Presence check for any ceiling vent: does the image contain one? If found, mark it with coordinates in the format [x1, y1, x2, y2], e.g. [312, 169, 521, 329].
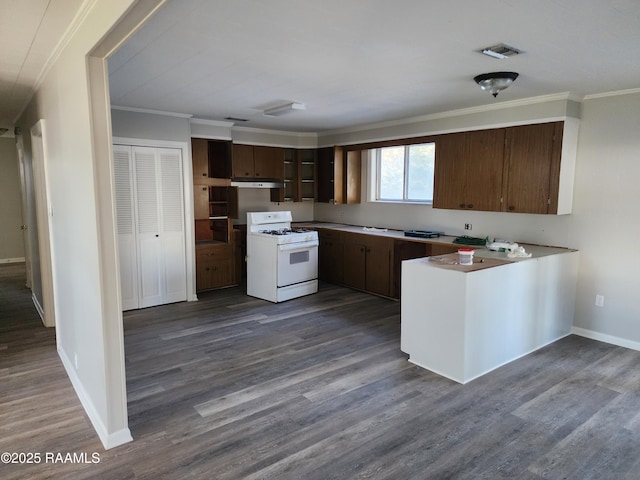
[480, 43, 521, 59]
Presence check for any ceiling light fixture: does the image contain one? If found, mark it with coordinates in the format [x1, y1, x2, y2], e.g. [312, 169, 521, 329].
[263, 102, 306, 117]
[473, 72, 519, 97]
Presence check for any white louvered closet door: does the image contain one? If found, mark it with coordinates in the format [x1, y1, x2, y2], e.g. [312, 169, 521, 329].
[114, 145, 187, 310]
[113, 145, 139, 310]
[133, 146, 164, 308]
[157, 148, 186, 304]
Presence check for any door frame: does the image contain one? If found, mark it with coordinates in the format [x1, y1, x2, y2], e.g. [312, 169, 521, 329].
[30, 120, 57, 329]
[15, 133, 33, 289]
[113, 137, 196, 304]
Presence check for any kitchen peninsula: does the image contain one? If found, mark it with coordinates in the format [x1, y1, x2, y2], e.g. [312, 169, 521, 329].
[401, 247, 579, 384]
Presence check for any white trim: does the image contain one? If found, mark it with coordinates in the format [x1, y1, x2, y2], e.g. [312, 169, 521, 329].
[583, 87, 640, 100]
[0, 257, 26, 264]
[317, 116, 573, 149]
[112, 105, 193, 118]
[31, 120, 57, 330]
[572, 327, 640, 352]
[58, 347, 133, 450]
[190, 117, 235, 127]
[14, 0, 98, 123]
[32, 292, 45, 322]
[112, 137, 196, 304]
[232, 124, 319, 139]
[321, 92, 578, 137]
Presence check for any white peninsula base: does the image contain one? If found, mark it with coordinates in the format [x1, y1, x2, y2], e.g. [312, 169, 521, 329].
[400, 250, 579, 384]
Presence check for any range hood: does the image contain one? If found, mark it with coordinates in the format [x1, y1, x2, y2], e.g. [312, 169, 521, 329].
[230, 180, 283, 189]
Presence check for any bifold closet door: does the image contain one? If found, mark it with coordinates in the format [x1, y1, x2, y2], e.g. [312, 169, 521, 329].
[114, 145, 139, 310]
[113, 144, 187, 311]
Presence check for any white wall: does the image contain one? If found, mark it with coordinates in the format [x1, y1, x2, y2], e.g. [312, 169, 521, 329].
[569, 92, 640, 347]
[0, 137, 25, 261]
[111, 108, 191, 142]
[16, 0, 161, 450]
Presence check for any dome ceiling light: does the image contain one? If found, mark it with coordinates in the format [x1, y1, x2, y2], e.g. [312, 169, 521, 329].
[473, 72, 519, 97]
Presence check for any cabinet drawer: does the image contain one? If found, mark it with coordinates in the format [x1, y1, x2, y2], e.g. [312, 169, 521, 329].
[196, 243, 233, 260]
[196, 256, 234, 291]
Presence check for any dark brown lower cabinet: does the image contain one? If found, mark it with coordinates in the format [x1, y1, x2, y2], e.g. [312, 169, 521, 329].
[318, 229, 343, 284]
[341, 232, 392, 298]
[195, 241, 238, 292]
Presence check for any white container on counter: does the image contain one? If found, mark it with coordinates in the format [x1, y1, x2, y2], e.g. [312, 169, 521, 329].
[458, 248, 474, 265]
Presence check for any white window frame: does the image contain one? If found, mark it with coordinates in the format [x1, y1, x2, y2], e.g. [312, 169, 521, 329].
[372, 143, 435, 204]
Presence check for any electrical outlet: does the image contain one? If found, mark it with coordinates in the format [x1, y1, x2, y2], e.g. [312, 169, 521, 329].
[595, 294, 604, 307]
[464, 223, 472, 231]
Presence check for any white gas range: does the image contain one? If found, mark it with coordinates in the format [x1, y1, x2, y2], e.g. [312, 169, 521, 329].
[246, 211, 319, 303]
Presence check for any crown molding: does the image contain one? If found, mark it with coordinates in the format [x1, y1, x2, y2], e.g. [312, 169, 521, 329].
[321, 92, 578, 137]
[231, 125, 318, 139]
[583, 87, 640, 100]
[111, 105, 192, 118]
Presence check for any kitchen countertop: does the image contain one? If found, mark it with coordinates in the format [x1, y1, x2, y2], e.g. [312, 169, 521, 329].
[295, 221, 576, 262]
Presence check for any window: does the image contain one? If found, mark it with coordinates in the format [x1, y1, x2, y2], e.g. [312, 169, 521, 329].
[375, 142, 435, 203]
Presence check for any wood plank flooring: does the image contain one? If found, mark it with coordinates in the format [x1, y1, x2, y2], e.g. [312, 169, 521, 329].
[2, 262, 640, 479]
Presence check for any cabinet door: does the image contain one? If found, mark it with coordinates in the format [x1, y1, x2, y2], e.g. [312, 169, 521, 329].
[342, 233, 366, 290]
[433, 132, 467, 209]
[193, 185, 209, 220]
[196, 257, 234, 291]
[433, 129, 504, 211]
[503, 122, 561, 214]
[196, 244, 235, 291]
[463, 129, 504, 211]
[232, 144, 255, 178]
[253, 146, 284, 179]
[345, 150, 361, 204]
[318, 229, 342, 283]
[364, 236, 392, 297]
[191, 138, 209, 179]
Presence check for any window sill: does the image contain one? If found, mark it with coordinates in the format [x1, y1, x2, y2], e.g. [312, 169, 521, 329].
[370, 199, 433, 206]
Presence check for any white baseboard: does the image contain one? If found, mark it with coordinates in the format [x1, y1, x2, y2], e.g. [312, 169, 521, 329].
[58, 348, 133, 450]
[572, 326, 640, 352]
[0, 257, 26, 264]
[32, 293, 45, 322]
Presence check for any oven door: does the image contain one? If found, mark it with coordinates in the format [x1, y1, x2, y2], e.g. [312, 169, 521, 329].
[277, 240, 319, 287]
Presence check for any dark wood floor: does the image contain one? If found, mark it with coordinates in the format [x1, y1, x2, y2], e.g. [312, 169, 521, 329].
[2, 262, 640, 479]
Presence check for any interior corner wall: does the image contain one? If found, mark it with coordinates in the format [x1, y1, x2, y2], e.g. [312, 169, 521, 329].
[14, 0, 152, 450]
[0, 137, 25, 261]
[568, 92, 640, 347]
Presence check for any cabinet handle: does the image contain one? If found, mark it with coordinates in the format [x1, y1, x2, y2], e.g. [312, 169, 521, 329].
[202, 173, 207, 176]
[459, 203, 465, 208]
[508, 206, 515, 211]
[467, 204, 473, 209]
[155, 234, 159, 237]
[202, 187, 207, 191]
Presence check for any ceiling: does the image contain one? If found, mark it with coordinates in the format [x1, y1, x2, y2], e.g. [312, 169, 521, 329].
[0, 0, 84, 131]
[2, 0, 639, 135]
